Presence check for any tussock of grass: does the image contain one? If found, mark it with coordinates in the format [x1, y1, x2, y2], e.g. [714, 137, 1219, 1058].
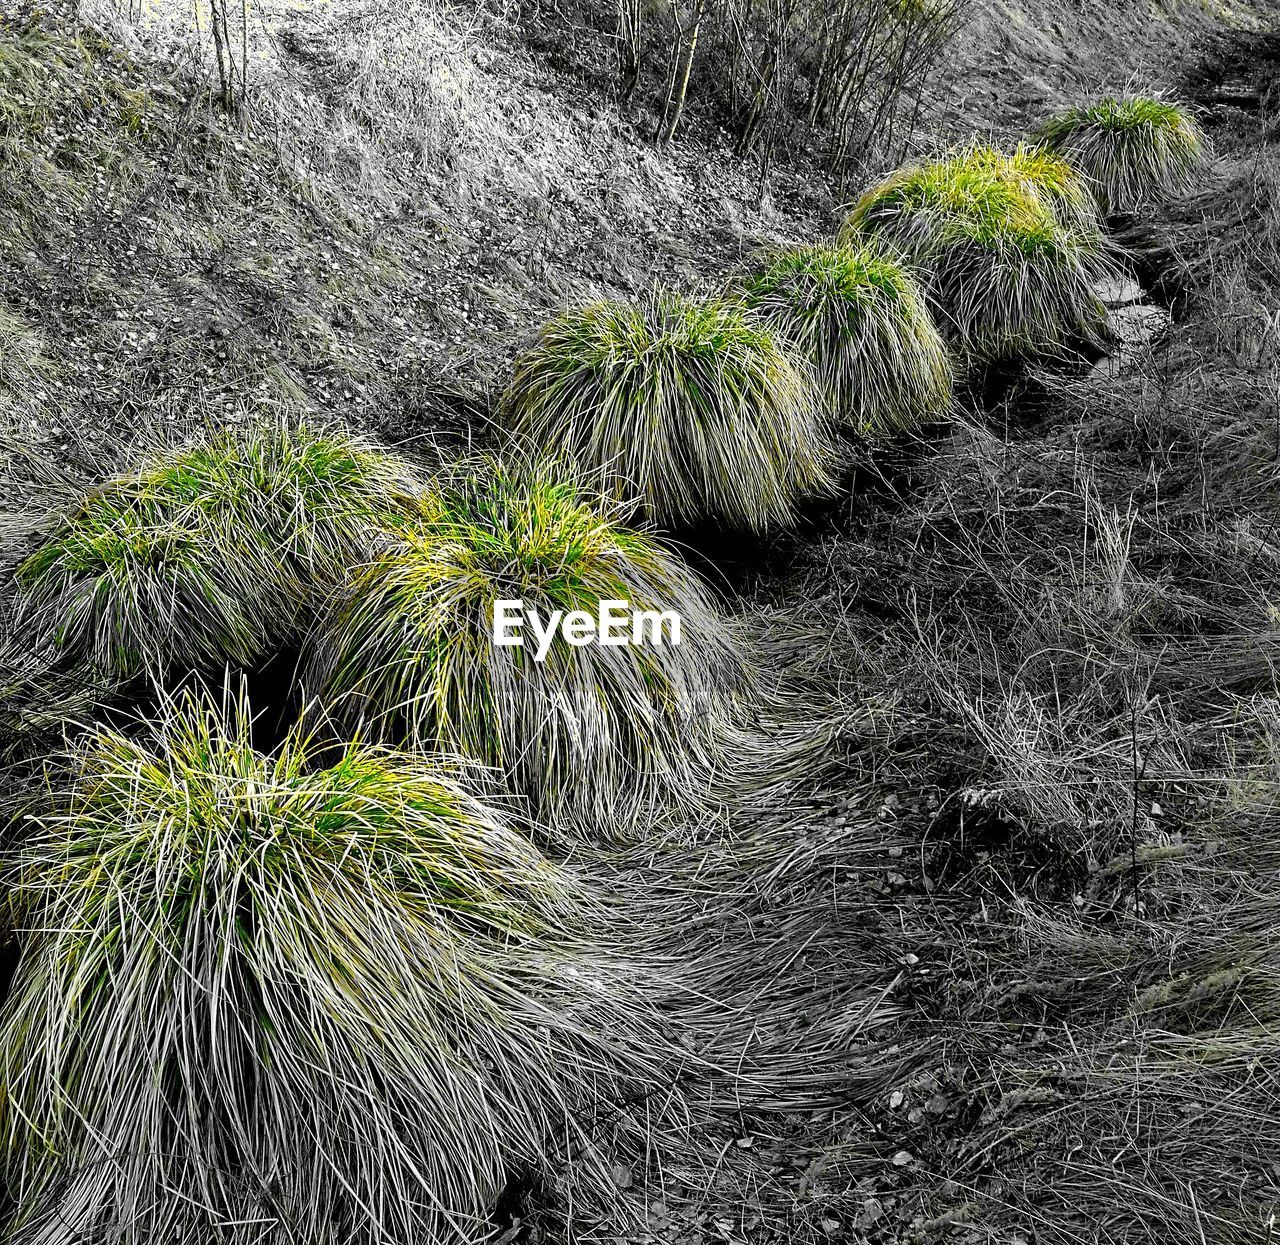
[16, 420, 421, 678]
[0, 688, 676, 1244]
[1038, 95, 1206, 214]
[969, 143, 1103, 237]
[503, 290, 835, 530]
[306, 460, 753, 838]
[842, 143, 1114, 362]
[742, 242, 953, 437]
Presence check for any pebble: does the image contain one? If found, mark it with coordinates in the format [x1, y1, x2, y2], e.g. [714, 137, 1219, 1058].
[1090, 302, 1172, 378]
[1092, 275, 1144, 307]
[1108, 302, 1171, 350]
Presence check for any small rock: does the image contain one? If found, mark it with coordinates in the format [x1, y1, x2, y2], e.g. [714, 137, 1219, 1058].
[1092, 275, 1144, 306]
[1107, 302, 1171, 352]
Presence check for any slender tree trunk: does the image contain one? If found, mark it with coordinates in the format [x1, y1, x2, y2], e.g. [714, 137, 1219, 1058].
[654, 0, 684, 141]
[736, 55, 776, 156]
[620, 0, 644, 103]
[658, 0, 707, 145]
[210, 0, 232, 112]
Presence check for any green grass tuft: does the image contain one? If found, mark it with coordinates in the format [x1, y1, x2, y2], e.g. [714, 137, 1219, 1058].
[974, 143, 1104, 237]
[842, 143, 1114, 362]
[0, 688, 675, 1244]
[741, 242, 953, 437]
[502, 289, 835, 531]
[1037, 95, 1206, 214]
[16, 420, 422, 679]
[305, 460, 753, 838]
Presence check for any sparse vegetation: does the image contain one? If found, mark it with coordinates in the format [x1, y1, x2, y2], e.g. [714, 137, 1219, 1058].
[16, 421, 421, 679]
[621, 0, 967, 166]
[741, 242, 953, 436]
[1038, 95, 1207, 214]
[0, 689, 676, 1245]
[842, 143, 1115, 361]
[503, 290, 835, 529]
[306, 461, 753, 837]
[801, 118, 1280, 1233]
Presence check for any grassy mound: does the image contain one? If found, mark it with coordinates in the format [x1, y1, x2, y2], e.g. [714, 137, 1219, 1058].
[0, 690, 673, 1244]
[970, 143, 1104, 237]
[1038, 95, 1206, 214]
[306, 462, 751, 838]
[15, 421, 421, 679]
[842, 144, 1113, 362]
[503, 290, 834, 530]
[742, 242, 953, 437]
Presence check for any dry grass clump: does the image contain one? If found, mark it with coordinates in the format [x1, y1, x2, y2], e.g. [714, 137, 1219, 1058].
[0, 689, 676, 1245]
[901, 755, 1280, 1245]
[1038, 95, 1207, 214]
[741, 242, 953, 438]
[807, 348, 1280, 864]
[1134, 144, 1280, 363]
[503, 289, 835, 530]
[306, 461, 753, 839]
[842, 143, 1114, 362]
[15, 421, 421, 679]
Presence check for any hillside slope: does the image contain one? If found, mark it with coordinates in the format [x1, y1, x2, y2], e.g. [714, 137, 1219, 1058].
[3, 0, 1271, 481]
